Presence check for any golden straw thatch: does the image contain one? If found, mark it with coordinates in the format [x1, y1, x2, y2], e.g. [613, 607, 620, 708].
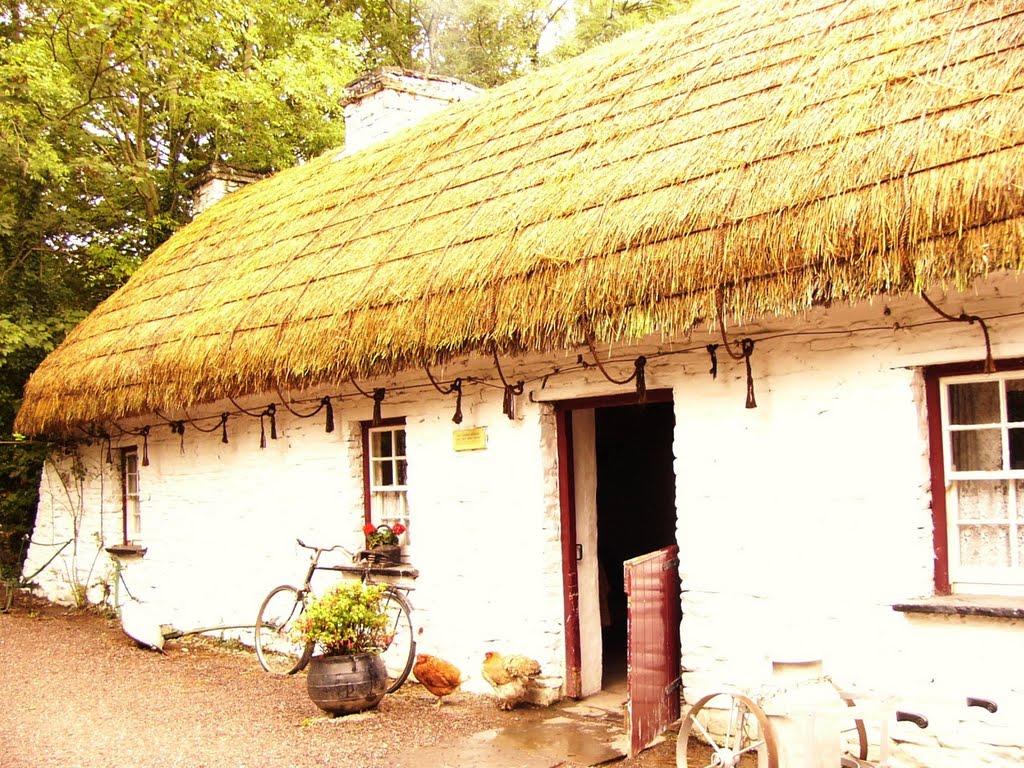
[16, 0, 1024, 435]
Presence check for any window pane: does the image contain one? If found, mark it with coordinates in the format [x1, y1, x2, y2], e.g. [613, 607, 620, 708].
[955, 480, 1008, 520]
[1018, 481, 1024, 520]
[371, 490, 408, 525]
[395, 428, 406, 456]
[376, 460, 394, 486]
[951, 428, 1002, 471]
[949, 381, 1000, 425]
[958, 524, 1010, 567]
[397, 459, 407, 485]
[1007, 381, 1024, 422]
[1010, 427, 1024, 470]
[372, 429, 393, 458]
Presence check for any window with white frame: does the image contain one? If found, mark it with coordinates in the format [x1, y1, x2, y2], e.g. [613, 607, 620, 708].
[121, 447, 142, 544]
[937, 370, 1024, 595]
[363, 421, 409, 536]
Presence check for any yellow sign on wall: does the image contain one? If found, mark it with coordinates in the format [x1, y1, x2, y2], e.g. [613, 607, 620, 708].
[452, 427, 487, 452]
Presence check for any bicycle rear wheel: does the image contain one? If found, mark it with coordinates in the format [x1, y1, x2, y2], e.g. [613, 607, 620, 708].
[379, 588, 415, 693]
[255, 585, 313, 675]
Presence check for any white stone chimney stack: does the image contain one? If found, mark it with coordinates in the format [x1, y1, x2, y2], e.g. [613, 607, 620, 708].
[341, 67, 481, 156]
[191, 162, 266, 217]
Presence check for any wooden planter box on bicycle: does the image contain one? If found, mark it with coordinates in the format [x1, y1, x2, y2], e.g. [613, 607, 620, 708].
[254, 538, 416, 696]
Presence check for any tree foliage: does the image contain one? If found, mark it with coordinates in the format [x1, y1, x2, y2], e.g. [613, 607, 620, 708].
[0, 0, 692, 574]
[0, 0, 362, 566]
[553, 0, 693, 58]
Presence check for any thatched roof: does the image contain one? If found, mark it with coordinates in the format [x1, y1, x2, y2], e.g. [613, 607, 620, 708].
[16, 0, 1024, 435]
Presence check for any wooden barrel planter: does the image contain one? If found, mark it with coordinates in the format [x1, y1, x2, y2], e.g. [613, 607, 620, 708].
[306, 652, 389, 716]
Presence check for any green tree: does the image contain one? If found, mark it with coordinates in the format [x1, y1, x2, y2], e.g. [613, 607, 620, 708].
[0, 0, 362, 572]
[553, 0, 692, 58]
[430, 0, 568, 87]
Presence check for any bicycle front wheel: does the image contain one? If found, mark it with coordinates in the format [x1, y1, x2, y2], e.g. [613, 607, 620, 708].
[380, 589, 415, 693]
[255, 585, 313, 675]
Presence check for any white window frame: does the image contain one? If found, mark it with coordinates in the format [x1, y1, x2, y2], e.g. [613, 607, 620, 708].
[121, 447, 142, 544]
[938, 370, 1024, 595]
[363, 421, 409, 536]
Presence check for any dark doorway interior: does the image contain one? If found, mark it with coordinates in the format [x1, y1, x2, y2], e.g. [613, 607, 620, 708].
[595, 401, 676, 689]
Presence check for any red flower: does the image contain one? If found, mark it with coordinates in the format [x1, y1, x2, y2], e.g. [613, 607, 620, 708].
[392, 522, 407, 535]
[363, 522, 377, 536]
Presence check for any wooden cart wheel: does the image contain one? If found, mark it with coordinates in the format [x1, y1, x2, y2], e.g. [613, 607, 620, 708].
[677, 692, 779, 768]
[836, 690, 869, 761]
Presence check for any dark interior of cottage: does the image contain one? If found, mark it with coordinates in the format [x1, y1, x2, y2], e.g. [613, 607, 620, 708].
[594, 400, 676, 689]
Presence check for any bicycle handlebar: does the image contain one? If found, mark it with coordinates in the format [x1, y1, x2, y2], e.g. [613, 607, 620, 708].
[296, 538, 351, 556]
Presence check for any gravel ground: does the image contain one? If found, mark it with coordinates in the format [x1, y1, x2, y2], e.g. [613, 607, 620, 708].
[0, 594, 681, 768]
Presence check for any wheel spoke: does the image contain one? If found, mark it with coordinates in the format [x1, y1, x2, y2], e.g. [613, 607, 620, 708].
[735, 738, 766, 757]
[679, 692, 779, 768]
[691, 711, 723, 753]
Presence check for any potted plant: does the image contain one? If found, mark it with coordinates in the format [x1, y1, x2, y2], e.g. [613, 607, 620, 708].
[292, 581, 393, 715]
[361, 522, 405, 566]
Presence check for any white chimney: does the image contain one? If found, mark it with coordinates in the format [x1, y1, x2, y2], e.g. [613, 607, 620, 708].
[341, 67, 481, 156]
[191, 161, 266, 216]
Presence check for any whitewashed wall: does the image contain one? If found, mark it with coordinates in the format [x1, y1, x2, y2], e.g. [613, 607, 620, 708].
[23, 380, 565, 698]
[23, 272, 1024, 763]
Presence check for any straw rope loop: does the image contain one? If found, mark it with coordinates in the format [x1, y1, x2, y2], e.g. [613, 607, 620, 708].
[424, 363, 464, 424]
[707, 344, 719, 379]
[350, 379, 386, 426]
[140, 426, 150, 466]
[323, 397, 335, 433]
[491, 347, 524, 421]
[584, 334, 647, 402]
[742, 338, 757, 410]
[921, 292, 996, 373]
[273, 387, 335, 433]
[257, 404, 278, 449]
[716, 289, 747, 363]
[169, 421, 186, 454]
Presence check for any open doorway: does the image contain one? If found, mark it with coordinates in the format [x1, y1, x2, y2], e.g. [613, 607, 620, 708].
[595, 401, 676, 690]
[557, 393, 677, 698]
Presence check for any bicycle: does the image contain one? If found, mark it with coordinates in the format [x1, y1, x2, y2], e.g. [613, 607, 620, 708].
[254, 539, 416, 693]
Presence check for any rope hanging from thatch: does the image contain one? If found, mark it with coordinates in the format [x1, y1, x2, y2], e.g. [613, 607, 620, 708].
[228, 397, 278, 448]
[717, 293, 757, 409]
[274, 387, 335, 433]
[584, 335, 647, 403]
[183, 411, 231, 443]
[424, 364, 463, 424]
[351, 379, 386, 426]
[921, 292, 997, 374]
[706, 344, 719, 379]
[93, 422, 152, 465]
[491, 347, 523, 421]
[154, 410, 187, 454]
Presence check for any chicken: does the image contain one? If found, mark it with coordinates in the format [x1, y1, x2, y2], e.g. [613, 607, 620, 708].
[481, 651, 541, 710]
[413, 653, 463, 708]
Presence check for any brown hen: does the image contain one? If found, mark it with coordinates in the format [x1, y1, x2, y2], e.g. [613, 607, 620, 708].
[413, 653, 463, 708]
[481, 651, 541, 710]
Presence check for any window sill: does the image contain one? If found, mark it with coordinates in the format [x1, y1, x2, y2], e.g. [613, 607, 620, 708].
[105, 544, 147, 558]
[892, 595, 1024, 620]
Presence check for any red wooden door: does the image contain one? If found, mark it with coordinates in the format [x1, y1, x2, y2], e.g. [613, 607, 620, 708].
[625, 544, 681, 758]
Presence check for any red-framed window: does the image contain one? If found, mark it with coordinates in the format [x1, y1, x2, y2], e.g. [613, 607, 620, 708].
[361, 418, 409, 537]
[926, 358, 1024, 596]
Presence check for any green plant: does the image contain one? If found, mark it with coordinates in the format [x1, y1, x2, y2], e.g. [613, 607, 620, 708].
[363, 522, 405, 549]
[292, 582, 392, 656]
